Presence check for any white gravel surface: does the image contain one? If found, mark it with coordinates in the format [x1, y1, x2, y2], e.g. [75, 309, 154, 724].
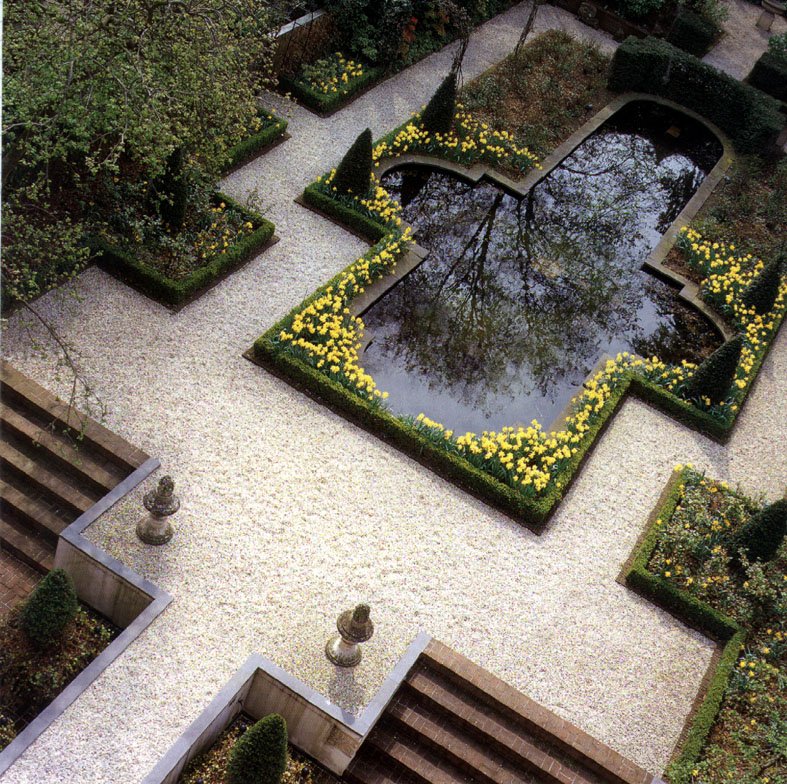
[1, 4, 785, 782]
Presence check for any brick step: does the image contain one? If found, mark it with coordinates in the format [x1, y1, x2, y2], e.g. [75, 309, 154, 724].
[0, 440, 97, 518]
[402, 669, 601, 784]
[420, 643, 650, 784]
[0, 479, 69, 542]
[0, 517, 54, 574]
[367, 722, 481, 784]
[1, 405, 120, 497]
[0, 361, 147, 473]
[345, 752, 422, 784]
[386, 698, 543, 784]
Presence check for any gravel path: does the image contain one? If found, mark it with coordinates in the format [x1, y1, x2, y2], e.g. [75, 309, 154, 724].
[2, 4, 785, 782]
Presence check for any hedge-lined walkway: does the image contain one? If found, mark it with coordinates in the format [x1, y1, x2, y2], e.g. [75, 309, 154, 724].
[1, 4, 785, 784]
[703, 0, 787, 79]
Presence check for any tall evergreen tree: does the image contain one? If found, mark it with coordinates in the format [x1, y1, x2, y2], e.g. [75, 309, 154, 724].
[421, 73, 457, 135]
[683, 334, 743, 404]
[332, 128, 373, 196]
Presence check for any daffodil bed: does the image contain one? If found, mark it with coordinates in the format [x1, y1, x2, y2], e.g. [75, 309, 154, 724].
[222, 108, 288, 172]
[280, 53, 384, 115]
[624, 467, 786, 784]
[93, 193, 274, 309]
[253, 110, 787, 530]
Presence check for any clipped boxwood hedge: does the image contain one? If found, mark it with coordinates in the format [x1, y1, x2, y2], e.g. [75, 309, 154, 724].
[93, 193, 274, 308]
[279, 66, 384, 115]
[623, 470, 747, 784]
[222, 113, 288, 172]
[748, 50, 787, 103]
[301, 182, 388, 242]
[666, 8, 719, 57]
[609, 36, 784, 152]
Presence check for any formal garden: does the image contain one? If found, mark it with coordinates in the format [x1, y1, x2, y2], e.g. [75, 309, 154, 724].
[1, 0, 785, 783]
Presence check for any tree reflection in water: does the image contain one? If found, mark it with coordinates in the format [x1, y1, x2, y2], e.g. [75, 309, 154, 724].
[361, 101, 724, 433]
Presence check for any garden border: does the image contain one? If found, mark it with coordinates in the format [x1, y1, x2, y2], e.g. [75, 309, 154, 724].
[141, 632, 431, 783]
[221, 113, 290, 174]
[617, 469, 747, 784]
[0, 457, 172, 776]
[93, 193, 276, 311]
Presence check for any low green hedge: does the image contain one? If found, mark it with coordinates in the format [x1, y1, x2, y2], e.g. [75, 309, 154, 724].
[623, 470, 747, 784]
[609, 36, 784, 152]
[223, 113, 288, 171]
[301, 183, 388, 242]
[279, 66, 384, 115]
[666, 8, 719, 57]
[748, 50, 787, 103]
[93, 193, 274, 308]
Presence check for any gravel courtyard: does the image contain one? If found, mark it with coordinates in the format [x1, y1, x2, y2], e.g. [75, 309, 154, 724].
[1, 3, 785, 782]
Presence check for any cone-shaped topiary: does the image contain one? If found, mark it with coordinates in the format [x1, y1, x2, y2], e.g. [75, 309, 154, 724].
[226, 713, 288, 784]
[742, 257, 782, 315]
[421, 72, 457, 136]
[20, 568, 78, 647]
[682, 334, 743, 404]
[730, 499, 787, 564]
[157, 147, 189, 231]
[332, 128, 373, 197]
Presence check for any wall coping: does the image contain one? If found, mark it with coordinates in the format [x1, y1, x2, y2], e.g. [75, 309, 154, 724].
[0, 457, 171, 776]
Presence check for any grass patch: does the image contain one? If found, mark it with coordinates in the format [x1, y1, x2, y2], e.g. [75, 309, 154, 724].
[625, 468, 785, 784]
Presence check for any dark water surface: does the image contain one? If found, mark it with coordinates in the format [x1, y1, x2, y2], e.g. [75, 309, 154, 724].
[361, 101, 723, 434]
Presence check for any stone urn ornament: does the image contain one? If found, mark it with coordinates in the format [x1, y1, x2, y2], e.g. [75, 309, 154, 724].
[326, 603, 374, 668]
[136, 475, 179, 545]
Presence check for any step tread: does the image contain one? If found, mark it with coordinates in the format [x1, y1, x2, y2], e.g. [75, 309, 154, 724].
[404, 670, 600, 784]
[0, 440, 96, 515]
[0, 479, 68, 539]
[1, 406, 120, 495]
[0, 517, 54, 573]
[347, 753, 422, 784]
[421, 642, 651, 784]
[0, 361, 148, 471]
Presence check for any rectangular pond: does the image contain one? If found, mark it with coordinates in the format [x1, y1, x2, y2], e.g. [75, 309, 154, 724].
[360, 100, 724, 434]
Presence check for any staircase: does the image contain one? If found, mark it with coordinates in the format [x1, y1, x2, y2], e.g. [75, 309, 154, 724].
[0, 361, 149, 574]
[346, 640, 654, 784]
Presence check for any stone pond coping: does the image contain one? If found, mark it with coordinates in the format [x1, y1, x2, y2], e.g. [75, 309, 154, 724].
[0, 457, 172, 776]
[141, 631, 432, 782]
[356, 92, 735, 357]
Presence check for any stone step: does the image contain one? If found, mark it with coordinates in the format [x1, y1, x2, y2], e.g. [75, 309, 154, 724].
[402, 668, 599, 784]
[386, 699, 541, 784]
[420, 642, 651, 784]
[0, 517, 54, 574]
[345, 751, 422, 784]
[0, 360, 147, 473]
[0, 479, 68, 542]
[1, 405, 120, 496]
[0, 440, 96, 518]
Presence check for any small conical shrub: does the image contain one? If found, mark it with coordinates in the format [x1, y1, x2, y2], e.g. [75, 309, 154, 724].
[742, 257, 782, 315]
[683, 334, 743, 404]
[730, 498, 787, 564]
[157, 147, 189, 231]
[227, 713, 288, 784]
[421, 72, 457, 136]
[20, 568, 78, 647]
[332, 128, 372, 197]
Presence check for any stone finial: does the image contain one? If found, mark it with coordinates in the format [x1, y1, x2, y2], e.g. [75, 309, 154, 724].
[326, 603, 374, 668]
[137, 475, 179, 546]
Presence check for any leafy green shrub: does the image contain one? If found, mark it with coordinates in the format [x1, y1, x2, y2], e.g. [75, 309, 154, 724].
[742, 257, 782, 314]
[333, 128, 373, 196]
[682, 335, 743, 404]
[20, 569, 78, 647]
[0, 711, 16, 752]
[609, 36, 784, 152]
[421, 72, 457, 135]
[226, 713, 288, 784]
[768, 31, 787, 60]
[615, 0, 664, 20]
[748, 50, 787, 102]
[666, 8, 719, 56]
[730, 499, 787, 564]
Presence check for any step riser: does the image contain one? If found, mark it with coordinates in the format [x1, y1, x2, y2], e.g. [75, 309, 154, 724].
[0, 499, 61, 545]
[0, 457, 86, 519]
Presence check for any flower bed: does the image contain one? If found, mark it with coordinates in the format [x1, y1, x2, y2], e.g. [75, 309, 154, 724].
[624, 467, 785, 784]
[93, 193, 275, 308]
[252, 107, 785, 530]
[222, 109, 288, 172]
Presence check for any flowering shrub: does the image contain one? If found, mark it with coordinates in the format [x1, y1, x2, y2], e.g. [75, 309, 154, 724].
[300, 53, 365, 95]
[646, 469, 786, 784]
